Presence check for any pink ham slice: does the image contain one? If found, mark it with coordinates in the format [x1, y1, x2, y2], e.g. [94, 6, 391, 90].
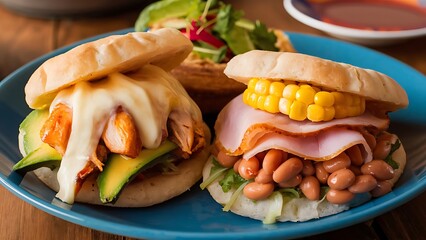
[243, 128, 372, 162]
[216, 95, 389, 161]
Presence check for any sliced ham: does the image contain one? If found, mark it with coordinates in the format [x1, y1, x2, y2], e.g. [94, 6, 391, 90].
[216, 94, 389, 155]
[243, 128, 372, 162]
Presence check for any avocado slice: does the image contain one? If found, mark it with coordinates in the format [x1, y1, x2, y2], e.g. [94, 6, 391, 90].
[98, 140, 178, 203]
[13, 109, 62, 173]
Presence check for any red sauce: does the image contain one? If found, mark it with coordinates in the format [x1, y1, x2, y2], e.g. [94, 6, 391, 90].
[311, 0, 426, 31]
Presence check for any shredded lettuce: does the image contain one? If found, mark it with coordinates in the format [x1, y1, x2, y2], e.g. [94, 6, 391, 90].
[223, 181, 250, 212]
[219, 168, 247, 192]
[279, 188, 300, 199]
[384, 139, 401, 169]
[263, 191, 284, 224]
[199, 156, 228, 190]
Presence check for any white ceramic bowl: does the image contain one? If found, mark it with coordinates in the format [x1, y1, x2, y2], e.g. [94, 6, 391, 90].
[284, 0, 426, 46]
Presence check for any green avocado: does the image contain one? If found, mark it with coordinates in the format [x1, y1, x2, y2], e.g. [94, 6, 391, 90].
[97, 140, 178, 204]
[13, 109, 62, 173]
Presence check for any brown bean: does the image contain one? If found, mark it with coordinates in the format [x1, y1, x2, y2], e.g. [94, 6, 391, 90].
[315, 162, 330, 184]
[262, 149, 283, 174]
[233, 159, 242, 173]
[362, 130, 377, 150]
[216, 150, 240, 168]
[323, 152, 351, 173]
[327, 168, 356, 190]
[373, 140, 391, 160]
[272, 157, 303, 183]
[243, 182, 274, 200]
[326, 189, 355, 204]
[255, 151, 267, 161]
[278, 174, 302, 188]
[361, 160, 394, 180]
[377, 132, 397, 143]
[371, 180, 393, 197]
[346, 145, 363, 166]
[255, 169, 273, 184]
[349, 165, 362, 176]
[238, 157, 260, 180]
[299, 176, 320, 200]
[348, 175, 377, 193]
[302, 160, 315, 176]
[281, 151, 289, 161]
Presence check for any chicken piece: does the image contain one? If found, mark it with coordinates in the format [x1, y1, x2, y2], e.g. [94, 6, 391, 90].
[168, 111, 205, 156]
[40, 103, 72, 155]
[76, 144, 108, 195]
[102, 108, 142, 158]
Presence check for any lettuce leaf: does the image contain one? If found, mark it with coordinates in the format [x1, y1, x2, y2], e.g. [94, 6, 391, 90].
[219, 168, 247, 192]
[384, 139, 401, 169]
[249, 20, 278, 51]
[135, 0, 203, 31]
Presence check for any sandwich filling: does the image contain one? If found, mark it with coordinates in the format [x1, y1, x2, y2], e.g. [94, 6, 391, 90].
[41, 64, 204, 204]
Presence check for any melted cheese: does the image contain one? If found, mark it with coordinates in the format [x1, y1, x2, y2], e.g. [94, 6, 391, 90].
[50, 64, 202, 204]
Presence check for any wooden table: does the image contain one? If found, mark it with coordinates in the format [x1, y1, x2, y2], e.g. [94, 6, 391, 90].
[1, 1, 425, 239]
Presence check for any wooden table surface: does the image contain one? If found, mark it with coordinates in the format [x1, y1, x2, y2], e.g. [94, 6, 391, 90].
[1, 1, 425, 239]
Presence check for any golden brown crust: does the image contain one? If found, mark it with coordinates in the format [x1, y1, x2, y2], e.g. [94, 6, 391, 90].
[25, 28, 193, 109]
[224, 51, 408, 112]
[33, 124, 211, 207]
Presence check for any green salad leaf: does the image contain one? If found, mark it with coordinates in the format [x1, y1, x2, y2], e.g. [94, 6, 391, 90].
[219, 168, 247, 192]
[384, 139, 401, 169]
[250, 20, 278, 51]
[135, 0, 204, 31]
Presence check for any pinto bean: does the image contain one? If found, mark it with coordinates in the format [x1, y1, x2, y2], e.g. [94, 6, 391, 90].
[302, 160, 315, 176]
[243, 182, 274, 200]
[272, 157, 303, 183]
[346, 145, 363, 166]
[326, 189, 355, 204]
[233, 159, 242, 173]
[361, 160, 394, 180]
[255, 169, 274, 184]
[327, 168, 356, 190]
[299, 176, 320, 200]
[278, 174, 302, 188]
[216, 150, 240, 168]
[255, 151, 267, 161]
[373, 140, 392, 160]
[348, 175, 377, 193]
[315, 162, 329, 184]
[371, 180, 393, 197]
[349, 165, 362, 176]
[323, 152, 351, 173]
[362, 130, 377, 150]
[238, 157, 260, 180]
[262, 149, 283, 174]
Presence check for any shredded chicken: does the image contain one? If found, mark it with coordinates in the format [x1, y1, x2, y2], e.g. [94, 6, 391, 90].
[40, 103, 72, 155]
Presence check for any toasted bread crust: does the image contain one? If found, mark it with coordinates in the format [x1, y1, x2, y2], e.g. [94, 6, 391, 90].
[25, 28, 193, 109]
[224, 51, 408, 112]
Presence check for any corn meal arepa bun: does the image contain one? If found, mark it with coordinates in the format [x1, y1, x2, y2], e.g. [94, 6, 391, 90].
[202, 141, 405, 222]
[29, 124, 211, 207]
[25, 28, 193, 109]
[224, 50, 408, 112]
[170, 31, 296, 114]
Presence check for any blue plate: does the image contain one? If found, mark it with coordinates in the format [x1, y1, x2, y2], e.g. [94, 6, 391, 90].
[1, 29, 426, 239]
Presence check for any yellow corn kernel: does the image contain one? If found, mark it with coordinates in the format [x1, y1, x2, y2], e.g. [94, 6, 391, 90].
[312, 86, 322, 93]
[347, 106, 360, 117]
[332, 92, 345, 105]
[257, 95, 266, 110]
[296, 85, 316, 105]
[314, 91, 334, 107]
[289, 101, 307, 121]
[344, 94, 354, 106]
[248, 92, 258, 107]
[334, 105, 347, 119]
[324, 106, 335, 121]
[279, 98, 292, 115]
[282, 84, 299, 100]
[264, 95, 280, 113]
[243, 90, 250, 104]
[352, 95, 361, 106]
[247, 78, 259, 91]
[307, 104, 325, 122]
[255, 79, 270, 95]
[360, 99, 366, 113]
[269, 81, 285, 97]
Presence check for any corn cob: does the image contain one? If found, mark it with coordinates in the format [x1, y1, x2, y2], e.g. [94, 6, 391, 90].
[243, 78, 365, 122]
